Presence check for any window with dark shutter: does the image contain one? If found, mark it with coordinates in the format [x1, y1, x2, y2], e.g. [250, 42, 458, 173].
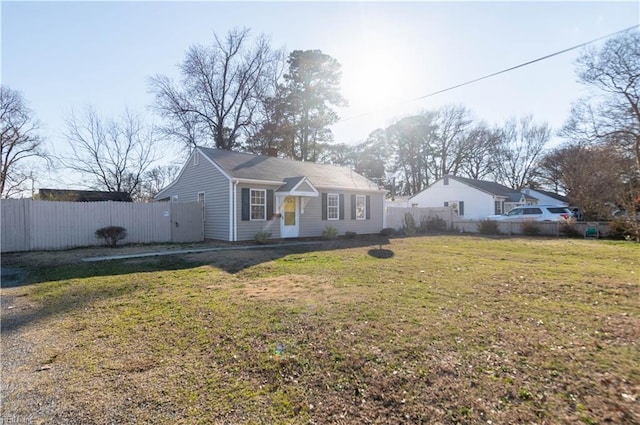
[354, 195, 366, 220]
[459, 201, 464, 217]
[366, 195, 371, 219]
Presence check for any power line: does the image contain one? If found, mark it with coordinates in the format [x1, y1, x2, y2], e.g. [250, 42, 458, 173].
[339, 24, 640, 123]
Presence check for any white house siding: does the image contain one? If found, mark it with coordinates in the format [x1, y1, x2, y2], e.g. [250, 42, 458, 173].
[409, 179, 495, 220]
[161, 153, 231, 241]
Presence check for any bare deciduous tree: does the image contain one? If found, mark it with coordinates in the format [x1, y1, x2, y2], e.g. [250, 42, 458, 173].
[150, 28, 283, 152]
[459, 122, 503, 180]
[537, 143, 630, 220]
[560, 30, 640, 232]
[495, 115, 551, 190]
[139, 164, 180, 201]
[426, 105, 473, 180]
[60, 106, 159, 197]
[0, 86, 48, 198]
[563, 30, 640, 173]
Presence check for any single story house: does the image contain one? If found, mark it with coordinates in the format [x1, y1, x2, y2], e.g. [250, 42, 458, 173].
[155, 147, 386, 241]
[408, 175, 538, 220]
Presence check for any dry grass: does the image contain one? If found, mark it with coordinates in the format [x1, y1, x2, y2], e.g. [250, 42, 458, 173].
[1, 235, 639, 424]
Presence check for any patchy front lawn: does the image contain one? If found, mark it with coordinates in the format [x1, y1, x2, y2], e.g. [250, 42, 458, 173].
[1, 236, 639, 424]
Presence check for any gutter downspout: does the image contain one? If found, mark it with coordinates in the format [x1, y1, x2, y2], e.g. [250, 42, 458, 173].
[232, 179, 239, 241]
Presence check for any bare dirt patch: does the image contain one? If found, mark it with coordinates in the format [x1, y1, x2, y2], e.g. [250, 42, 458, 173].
[238, 274, 341, 304]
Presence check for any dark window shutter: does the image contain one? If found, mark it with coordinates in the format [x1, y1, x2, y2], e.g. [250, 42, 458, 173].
[459, 201, 464, 216]
[351, 194, 356, 219]
[339, 194, 344, 220]
[321, 193, 327, 220]
[267, 190, 274, 220]
[444, 201, 449, 207]
[366, 196, 371, 219]
[241, 188, 250, 221]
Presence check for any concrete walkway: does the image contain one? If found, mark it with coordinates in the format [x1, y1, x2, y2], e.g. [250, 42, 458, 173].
[81, 240, 325, 262]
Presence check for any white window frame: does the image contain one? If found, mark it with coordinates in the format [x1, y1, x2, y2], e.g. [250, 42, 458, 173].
[198, 192, 205, 221]
[250, 189, 266, 221]
[355, 195, 366, 220]
[327, 193, 339, 221]
[449, 201, 459, 215]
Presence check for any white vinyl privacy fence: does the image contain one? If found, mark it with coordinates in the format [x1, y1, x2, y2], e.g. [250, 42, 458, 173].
[1, 200, 203, 252]
[385, 207, 455, 230]
[385, 206, 610, 237]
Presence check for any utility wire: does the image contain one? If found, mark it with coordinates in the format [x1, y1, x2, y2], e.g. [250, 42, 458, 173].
[338, 24, 640, 123]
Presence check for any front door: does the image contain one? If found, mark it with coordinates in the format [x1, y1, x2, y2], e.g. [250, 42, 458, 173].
[280, 196, 299, 238]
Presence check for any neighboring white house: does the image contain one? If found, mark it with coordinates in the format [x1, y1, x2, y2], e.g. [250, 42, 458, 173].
[408, 175, 538, 220]
[521, 188, 569, 206]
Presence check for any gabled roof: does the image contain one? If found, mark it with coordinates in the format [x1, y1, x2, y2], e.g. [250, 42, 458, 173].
[276, 176, 319, 197]
[411, 175, 537, 203]
[198, 147, 382, 191]
[523, 188, 568, 203]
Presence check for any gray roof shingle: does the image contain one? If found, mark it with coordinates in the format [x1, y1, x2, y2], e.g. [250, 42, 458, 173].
[449, 176, 534, 202]
[199, 147, 381, 191]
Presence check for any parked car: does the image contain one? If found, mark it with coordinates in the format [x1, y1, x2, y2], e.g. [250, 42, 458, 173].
[487, 205, 574, 222]
[613, 209, 640, 220]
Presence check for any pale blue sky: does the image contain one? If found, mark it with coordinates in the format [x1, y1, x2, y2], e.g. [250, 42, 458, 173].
[2, 1, 639, 189]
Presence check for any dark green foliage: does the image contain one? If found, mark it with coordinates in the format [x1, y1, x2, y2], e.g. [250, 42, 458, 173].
[322, 225, 338, 240]
[95, 226, 127, 247]
[403, 212, 417, 236]
[254, 231, 272, 245]
[419, 215, 447, 233]
[344, 231, 357, 239]
[380, 228, 396, 237]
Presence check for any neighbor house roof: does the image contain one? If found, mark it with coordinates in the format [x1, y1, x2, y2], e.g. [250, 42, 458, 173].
[522, 188, 569, 203]
[38, 189, 133, 202]
[198, 147, 382, 192]
[445, 176, 537, 202]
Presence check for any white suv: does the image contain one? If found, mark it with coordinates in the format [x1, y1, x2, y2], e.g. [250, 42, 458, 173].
[488, 205, 574, 222]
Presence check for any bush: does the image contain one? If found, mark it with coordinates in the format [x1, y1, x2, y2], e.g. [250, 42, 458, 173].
[477, 219, 499, 235]
[559, 222, 581, 238]
[344, 231, 357, 239]
[322, 225, 338, 240]
[521, 220, 541, 236]
[420, 215, 447, 233]
[380, 227, 396, 237]
[95, 226, 127, 247]
[608, 217, 640, 242]
[403, 212, 417, 236]
[254, 230, 272, 245]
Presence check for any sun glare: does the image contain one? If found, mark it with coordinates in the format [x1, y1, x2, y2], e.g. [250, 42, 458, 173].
[342, 41, 408, 113]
